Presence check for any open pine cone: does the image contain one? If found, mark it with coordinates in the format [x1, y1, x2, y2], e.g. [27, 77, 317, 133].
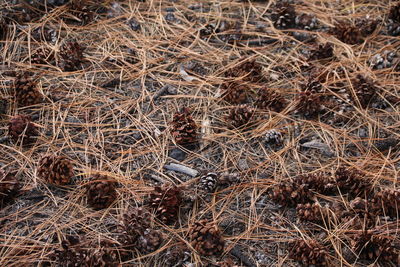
[37, 155, 74, 185]
[8, 115, 38, 145]
[351, 74, 379, 108]
[120, 207, 151, 245]
[87, 239, 119, 267]
[294, 172, 333, 194]
[149, 185, 181, 224]
[296, 202, 329, 223]
[295, 79, 324, 117]
[334, 167, 373, 198]
[289, 239, 329, 266]
[269, 181, 314, 206]
[189, 219, 225, 256]
[224, 58, 263, 82]
[52, 235, 90, 267]
[138, 229, 163, 253]
[14, 73, 43, 107]
[59, 41, 86, 71]
[0, 169, 19, 207]
[371, 188, 400, 218]
[271, 3, 296, 29]
[351, 230, 398, 262]
[221, 81, 248, 104]
[307, 43, 334, 61]
[226, 104, 254, 129]
[31, 47, 55, 65]
[86, 174, 117, 210]
[255, 88, 286, 112]
[170, 107, 198, 146]
[330, 22, 363, 45]
[198, 172, 219, 192]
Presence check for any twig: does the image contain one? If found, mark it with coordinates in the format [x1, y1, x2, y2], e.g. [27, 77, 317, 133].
[164, 163, 198, 177]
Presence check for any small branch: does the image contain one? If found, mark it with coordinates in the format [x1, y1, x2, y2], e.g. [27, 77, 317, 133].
[164, 163, 198, 177]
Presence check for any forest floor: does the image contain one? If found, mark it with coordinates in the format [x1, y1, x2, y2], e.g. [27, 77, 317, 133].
[0, 0, 399, 266]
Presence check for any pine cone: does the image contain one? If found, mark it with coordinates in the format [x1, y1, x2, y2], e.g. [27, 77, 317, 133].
[221, 81, 248, 104]
[87, 239, 119, 267]
[356, 18, 378, 37]
[371, 188, 400, 218]
[138, 229, 163, 253]
[295, 80, 324, 117]
[226, 104, 254, 129]
[86, 174, 117, 210]
[351, 230, 398, 262]
[289, 239, 329, 266]
[255, 88, 286, 112]
[389, 3, 400, 23]
[334, 167, 373, 198]
[198, 172, 218, 192]
[31, 47, 55, 65]
[67, 0, 94, 25]
[164, 242, 189, 266]
[8, 115, 38, 145]
[37, 155, 74, 185]
[296, 202, 329, 223]
[264, 129, 283, 145]
[330, 23, 363, 45]
[271, 3, 296, 29]
[308, 43, 334, 61]
[59, 41, 85, 71]
[0, 169, 19, 207]
[149, 185, 181, 224]
[120, 207, 151, 245]
[189, 219, 225, 256]
[294, 172, 333, 194]
[52, 235, 90, 267]
[351, 74, 378, 108]
[14, 73, 43, 107]
[269, 182, 314, 206]
[224, 58, 263, 82]
[170, 107, 198, 146]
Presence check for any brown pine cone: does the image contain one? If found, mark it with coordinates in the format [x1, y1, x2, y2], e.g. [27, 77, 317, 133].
[59, 41, 86, 71]
[189, 219, 225, 256]
[289, 239, 329, 266]
[308, 43, 334, 61]
[0, 169, 19, 207]
[224, 58, 263, 82]
[226, 104, 254, 129]
[164, 242, 189, 266]
[351, 74, 379, 108]
[37, 155, 74, 185]
[294, 172, 333, 194]
[271, 3, 296, 29]
[138, 229, 163, 253]
[87, 239, 119, 267]
[334, 167, 373, 198]
[14, 73, 43, 107]
[170, 107, 198, 146]
[296, 202, 329, 223]
[149, 185, 181, 224]
[330, 23, 363, 45]
[255, 88, 286, 112]
[389, 3, 400, 23]
[356, 18, 379, 37]
[295, 78, 325, 117]
[67, 0, 94, 25]
[351, 230, 398, 262]
[120, 207, 151, 245]
[86, 174, 117, 210]
[370, 188, 400, 218]
[221, 81, 248, 104]
[269, 182, 314, 206]
[31, 47, 55, 65]
[8, 115, 38, 145]
[51, 235, 90, 267]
